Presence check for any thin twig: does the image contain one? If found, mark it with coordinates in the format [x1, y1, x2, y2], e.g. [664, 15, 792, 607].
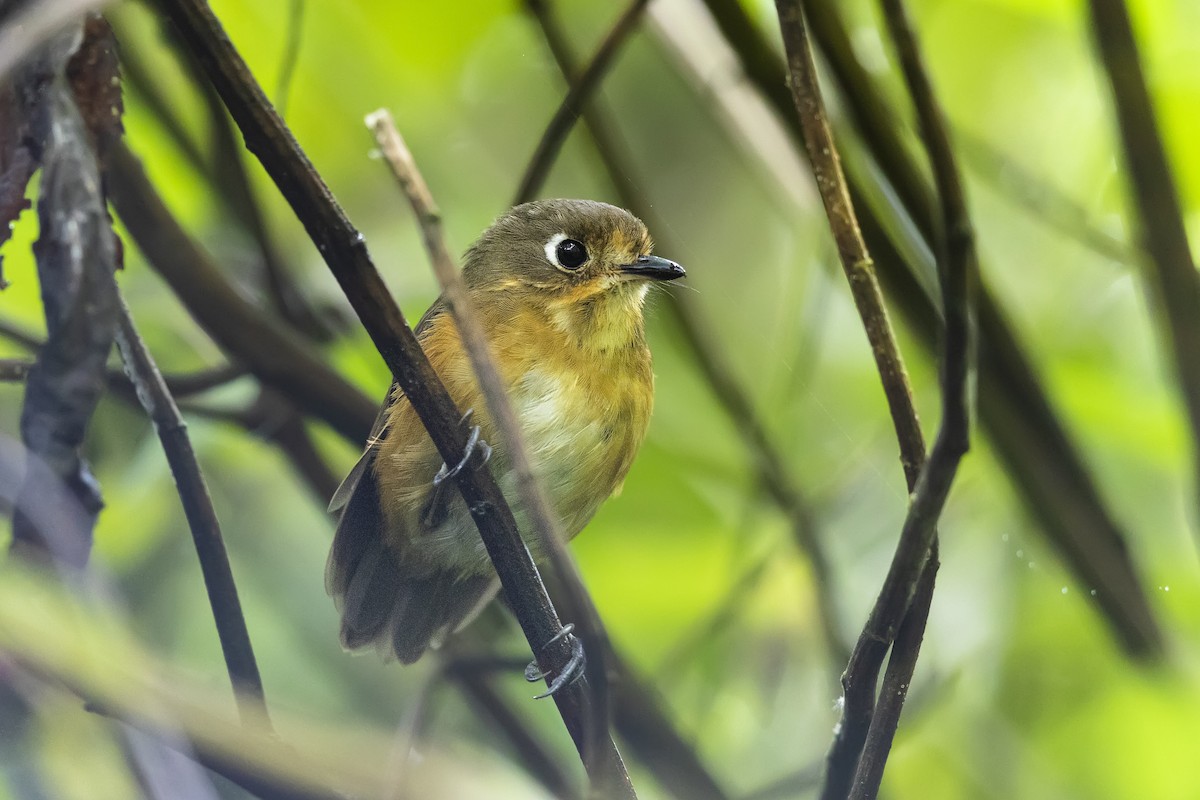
[0, 349, 244, 398]
[1088, 0, 1200, 517]
[366, 109, 617, 777]
[847, 546, 936, 798]
[843, 1, 977, 794]
[112, 292, 271, 728]
[773, 0, 924, 492]
[771, 4, 947, 798]
[802, 0, 1153, 648]
[513, 0, 650, 206]
[153, 0, 634, 793]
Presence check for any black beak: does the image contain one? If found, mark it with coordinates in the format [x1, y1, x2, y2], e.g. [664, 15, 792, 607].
[619, 254, 686, 281]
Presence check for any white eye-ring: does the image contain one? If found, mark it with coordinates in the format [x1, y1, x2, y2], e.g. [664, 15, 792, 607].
[545, 232, 588, 271]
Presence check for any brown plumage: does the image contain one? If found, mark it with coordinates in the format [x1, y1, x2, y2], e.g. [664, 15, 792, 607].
[326, 199, 684, 662]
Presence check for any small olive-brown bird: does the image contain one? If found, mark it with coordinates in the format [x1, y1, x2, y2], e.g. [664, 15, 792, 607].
[327, 199, 684, 663]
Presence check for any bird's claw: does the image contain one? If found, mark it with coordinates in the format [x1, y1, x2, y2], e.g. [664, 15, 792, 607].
[525, 624, 586, 699]
[433, 409, 493, 487]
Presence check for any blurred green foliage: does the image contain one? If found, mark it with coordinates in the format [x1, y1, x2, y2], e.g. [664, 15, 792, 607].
[2, 0, 1200, 798]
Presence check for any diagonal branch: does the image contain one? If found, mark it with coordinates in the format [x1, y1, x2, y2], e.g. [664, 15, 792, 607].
[1087, 0, 1200, 519]
[771, 2, 977, 796]
[366, 109, 617, 782]
[112, 292, 270, 728]
[514, 0, 650, 206]
[151, 0, 634, 793]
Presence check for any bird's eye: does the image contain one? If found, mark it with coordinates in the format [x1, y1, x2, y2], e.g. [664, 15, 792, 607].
[551, 238, 588, 270]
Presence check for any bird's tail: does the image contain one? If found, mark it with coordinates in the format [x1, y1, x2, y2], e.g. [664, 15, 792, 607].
[326, 450, 496, 663]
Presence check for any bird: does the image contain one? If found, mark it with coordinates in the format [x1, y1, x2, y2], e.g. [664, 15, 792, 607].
[326, 198, 685, 664]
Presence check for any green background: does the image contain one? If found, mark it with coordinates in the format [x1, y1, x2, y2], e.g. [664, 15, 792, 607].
[3, 0, 1200, 797]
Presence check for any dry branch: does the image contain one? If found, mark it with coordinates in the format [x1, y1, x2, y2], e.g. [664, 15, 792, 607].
[772, 5, 942, 798]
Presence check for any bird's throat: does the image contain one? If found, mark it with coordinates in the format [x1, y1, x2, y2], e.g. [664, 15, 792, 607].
[547, 282, 650, 354]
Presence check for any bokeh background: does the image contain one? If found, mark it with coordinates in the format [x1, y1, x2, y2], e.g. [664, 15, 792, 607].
[3, 0, 1200, 798]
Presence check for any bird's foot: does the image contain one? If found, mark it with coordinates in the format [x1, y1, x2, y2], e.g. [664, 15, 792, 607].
[422, 411, 493, 528]
[525, 623, 586, 699]
[433, 409, 493, 487]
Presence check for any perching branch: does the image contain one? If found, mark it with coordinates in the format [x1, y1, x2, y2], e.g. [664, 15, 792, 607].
[112, 293, 270, 728]
[151, 0, 634, 793]
[513, 0, 650, 206]
[1087, 0, 1200, 518]
[366, 110, 617, 777]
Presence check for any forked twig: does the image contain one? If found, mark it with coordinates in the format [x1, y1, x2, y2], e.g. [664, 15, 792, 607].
[772, 3, 972, 798]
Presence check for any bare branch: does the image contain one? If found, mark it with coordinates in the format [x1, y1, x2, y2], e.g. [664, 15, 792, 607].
[113, 292, 270, 728]
[770, 3, 961, 797]
[514, 0, 650, 205]
[700, 0, 1162, 660]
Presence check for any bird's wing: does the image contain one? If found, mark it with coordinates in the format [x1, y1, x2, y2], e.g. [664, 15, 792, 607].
[327, 299, 448, 513]
[326, 297, 498, 660]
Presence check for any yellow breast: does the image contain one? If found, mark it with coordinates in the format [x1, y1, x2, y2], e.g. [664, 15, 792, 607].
[493, 296, 654, 537]
[376, 285, 654, 575]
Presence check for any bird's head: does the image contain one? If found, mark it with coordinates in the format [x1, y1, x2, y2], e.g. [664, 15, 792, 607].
[460, 199, 686, 321]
